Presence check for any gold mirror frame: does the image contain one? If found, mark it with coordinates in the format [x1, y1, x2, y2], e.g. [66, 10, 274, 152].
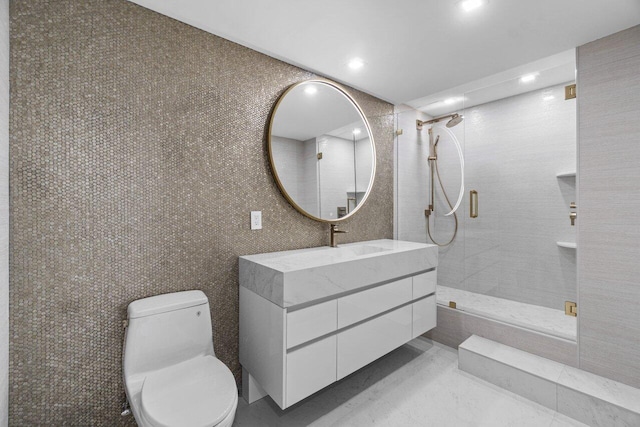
[268, 79, 376, 223]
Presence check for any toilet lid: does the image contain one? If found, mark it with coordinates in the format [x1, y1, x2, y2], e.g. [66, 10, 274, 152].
[141, 356, 237, 427]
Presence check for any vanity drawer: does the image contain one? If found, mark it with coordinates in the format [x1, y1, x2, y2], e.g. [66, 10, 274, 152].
[286, 335, 337, 407]
[413, 270, 436, 298]
[337, 304, 412, 380]
[412, 295, 436, 338]
[337, 277, 412, 328]
[286, 299, 337, 348]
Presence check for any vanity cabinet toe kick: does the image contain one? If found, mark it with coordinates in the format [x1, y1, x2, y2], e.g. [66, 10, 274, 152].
[239, 270, 437, 409]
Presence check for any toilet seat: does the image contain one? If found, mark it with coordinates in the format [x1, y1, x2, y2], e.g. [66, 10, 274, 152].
[140, 355, 237, 427]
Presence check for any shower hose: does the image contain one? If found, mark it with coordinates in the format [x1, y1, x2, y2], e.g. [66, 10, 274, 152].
[426, 138, 460, 247]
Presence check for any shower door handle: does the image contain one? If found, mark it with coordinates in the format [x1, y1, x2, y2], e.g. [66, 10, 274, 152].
[470, 190, 478, 218]
[570, 201, 577, 226]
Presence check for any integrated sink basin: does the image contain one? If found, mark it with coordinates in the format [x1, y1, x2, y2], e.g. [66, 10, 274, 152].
[341, 244, 391, 257]
[239, 239, 438, 308]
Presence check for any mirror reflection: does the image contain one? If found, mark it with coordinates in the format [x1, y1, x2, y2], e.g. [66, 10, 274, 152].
[269, 80, 375, 222]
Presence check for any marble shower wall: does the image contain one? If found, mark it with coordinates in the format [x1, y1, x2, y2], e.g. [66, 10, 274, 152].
[396, 83, 577, 310]
[9, 1, 394, 425]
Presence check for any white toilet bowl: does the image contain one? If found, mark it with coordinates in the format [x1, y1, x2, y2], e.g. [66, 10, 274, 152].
[123, 290, 238, 427]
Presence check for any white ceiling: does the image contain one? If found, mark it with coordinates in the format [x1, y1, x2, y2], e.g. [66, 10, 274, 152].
[415, 48, 576, 116]
[128, 0, 640, 107]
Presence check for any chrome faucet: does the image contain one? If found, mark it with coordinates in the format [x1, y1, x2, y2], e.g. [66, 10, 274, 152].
[330, 224, 347, 247]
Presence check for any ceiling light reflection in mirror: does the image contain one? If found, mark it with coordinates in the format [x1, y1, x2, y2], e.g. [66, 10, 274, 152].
[461, 0, 485, 12]
[348, 58, 365, 70]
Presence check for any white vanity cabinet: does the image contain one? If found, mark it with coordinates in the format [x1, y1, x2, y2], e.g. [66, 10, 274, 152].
[240, 248, 437, 410]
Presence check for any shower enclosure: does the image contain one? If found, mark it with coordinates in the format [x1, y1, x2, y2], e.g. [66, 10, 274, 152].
[395, 58, 577, 345]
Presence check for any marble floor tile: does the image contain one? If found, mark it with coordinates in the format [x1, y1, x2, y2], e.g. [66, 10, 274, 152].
[550, 413, 592, 427]
[234, 338, 586, 426]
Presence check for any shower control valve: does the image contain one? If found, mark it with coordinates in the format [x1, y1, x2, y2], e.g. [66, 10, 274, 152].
[570, 212, 577, 226]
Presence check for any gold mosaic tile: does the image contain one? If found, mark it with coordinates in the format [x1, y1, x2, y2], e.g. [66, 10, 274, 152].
[9, 1, 393, 424]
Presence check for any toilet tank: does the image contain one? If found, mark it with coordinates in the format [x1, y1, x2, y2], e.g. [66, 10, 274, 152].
[123, 290, 215, 380]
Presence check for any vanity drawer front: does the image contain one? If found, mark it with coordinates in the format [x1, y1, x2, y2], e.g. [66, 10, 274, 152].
[286, 335, 337, 407]
[287, 300, 337, 349]
[337, 277, 412, 328]
[337, 305, 412, 380]
[413, 270, 436, 298]
[412, 295, 437, 338]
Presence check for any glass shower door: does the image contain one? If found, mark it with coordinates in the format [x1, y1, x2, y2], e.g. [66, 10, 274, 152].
[394, 55, 578, 343]
[460, 73, 577, 339]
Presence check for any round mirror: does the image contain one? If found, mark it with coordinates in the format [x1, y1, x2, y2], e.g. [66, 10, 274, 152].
[268, 80, 376, 222]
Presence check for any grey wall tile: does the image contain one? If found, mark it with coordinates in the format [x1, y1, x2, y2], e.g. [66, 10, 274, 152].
[577, 24, 640, 389]
[577, 25, 640, 71]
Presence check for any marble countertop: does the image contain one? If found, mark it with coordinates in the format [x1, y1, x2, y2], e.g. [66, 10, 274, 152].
[239, 239, 438, 308]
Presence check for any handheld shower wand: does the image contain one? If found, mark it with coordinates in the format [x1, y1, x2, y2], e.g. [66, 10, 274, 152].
[426, 134, 440, 216]
[423, 126, 461, 247]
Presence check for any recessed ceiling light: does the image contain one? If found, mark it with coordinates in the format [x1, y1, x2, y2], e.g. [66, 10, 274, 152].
[348, 58, 365, 70]
[304, 86, 317, 95]
[352, 128, 361, 136]
[543, 95, 555, 101]
[444, 98, 457, 105]
[461, 0, 483, 12]
[520, 73, 538, 83]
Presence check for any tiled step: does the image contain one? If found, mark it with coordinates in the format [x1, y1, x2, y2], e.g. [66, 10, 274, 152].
[459, 335, 640, 427]
[436, 285, 576, 341]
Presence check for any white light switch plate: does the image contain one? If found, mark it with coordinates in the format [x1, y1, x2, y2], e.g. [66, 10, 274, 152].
[251, 211, 262, 230]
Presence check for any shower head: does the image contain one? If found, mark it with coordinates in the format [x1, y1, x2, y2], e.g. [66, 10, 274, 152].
[446, 114, 463, 128]
[417, 112, 464, 130]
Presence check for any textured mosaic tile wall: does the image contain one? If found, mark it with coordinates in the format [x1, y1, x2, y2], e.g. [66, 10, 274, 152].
[9, 1, 393, 425]
[0, 1, 8, 425]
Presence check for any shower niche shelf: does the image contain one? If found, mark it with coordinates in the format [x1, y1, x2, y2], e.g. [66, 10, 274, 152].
[556, 241, 577, 249]
[556, 171, 576, 178]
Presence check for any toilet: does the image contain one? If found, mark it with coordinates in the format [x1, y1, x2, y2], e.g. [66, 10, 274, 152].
[123, 290, 238, 427]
